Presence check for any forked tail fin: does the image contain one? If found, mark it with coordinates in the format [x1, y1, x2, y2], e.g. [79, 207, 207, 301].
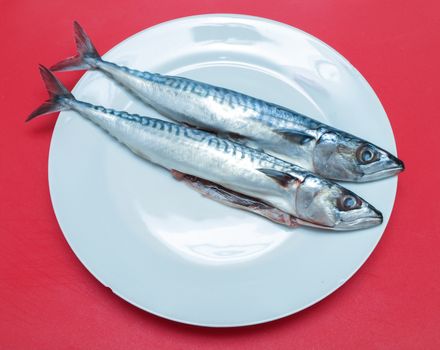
[26, 65, 74, 122]
[51, 21, 101, 72]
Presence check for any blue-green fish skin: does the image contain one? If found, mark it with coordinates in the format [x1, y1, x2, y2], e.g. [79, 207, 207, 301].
[51, 21, 404, 182]
[28, 66, 383, 231]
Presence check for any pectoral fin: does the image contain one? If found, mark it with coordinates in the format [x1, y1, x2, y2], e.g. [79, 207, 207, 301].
[172, 171, 298, 228]
[219, 132, 264, 152]
[257, 168, 299, 187]
[275, 128, 314, 145]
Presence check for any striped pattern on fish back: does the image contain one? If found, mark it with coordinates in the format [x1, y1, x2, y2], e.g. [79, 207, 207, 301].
[114, 64, 320, 129]
[85, 101, 304, 175]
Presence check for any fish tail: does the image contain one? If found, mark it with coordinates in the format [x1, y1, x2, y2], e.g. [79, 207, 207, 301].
[26, 65, 74, 122]
[50, 21, 101, 72]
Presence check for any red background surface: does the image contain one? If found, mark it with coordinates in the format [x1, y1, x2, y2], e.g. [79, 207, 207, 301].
[1, 1, 439, 349]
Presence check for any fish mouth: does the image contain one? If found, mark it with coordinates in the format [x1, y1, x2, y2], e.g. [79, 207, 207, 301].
[297, 213, 383, 231]
[335, 207, 383, 231]
[336, 215, 383, 231]
[360, 159, 405, 182]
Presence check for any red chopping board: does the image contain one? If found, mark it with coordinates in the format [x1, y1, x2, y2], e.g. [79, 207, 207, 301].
[0, 0, 439, 348]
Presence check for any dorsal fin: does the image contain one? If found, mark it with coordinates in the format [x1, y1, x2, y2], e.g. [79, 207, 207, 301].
[275, 128, 314, 145]
[257, 168, 299, 187]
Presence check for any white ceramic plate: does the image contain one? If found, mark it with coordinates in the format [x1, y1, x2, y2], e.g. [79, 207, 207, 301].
[49, 14, 398, 327]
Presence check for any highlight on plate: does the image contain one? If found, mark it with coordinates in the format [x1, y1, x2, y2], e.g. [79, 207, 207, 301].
[27, 22, 405, 231]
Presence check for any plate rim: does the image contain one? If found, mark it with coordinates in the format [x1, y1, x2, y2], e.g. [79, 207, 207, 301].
[48, 13, 398, 327]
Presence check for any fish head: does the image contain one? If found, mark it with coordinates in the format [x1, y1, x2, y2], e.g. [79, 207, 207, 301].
[295, 175, 383, 230]
[312, 131, 404, 182]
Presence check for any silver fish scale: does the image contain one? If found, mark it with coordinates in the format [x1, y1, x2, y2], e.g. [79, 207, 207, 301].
[112, 63, 299, 126]
[92, 60, 330, 171]
[151, 74, 323, 132]
[136, 70, 319, 127]
[91, 59, 345, 176]
[101, 63, 302, 137]
[159, 76, 265, 112]
[84, 101, 300, 175]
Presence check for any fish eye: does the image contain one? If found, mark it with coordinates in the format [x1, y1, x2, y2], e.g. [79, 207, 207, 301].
[339, 195, 361, 211]
[357, 145, 378, 164]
